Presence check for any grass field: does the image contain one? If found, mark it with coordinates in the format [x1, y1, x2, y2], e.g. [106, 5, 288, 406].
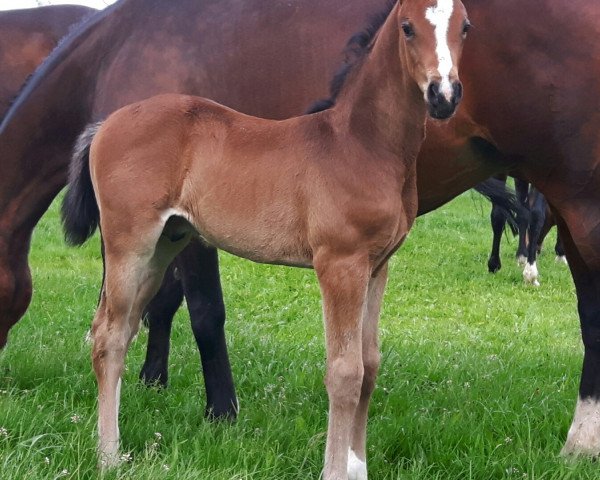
[0, 192, 595, 479]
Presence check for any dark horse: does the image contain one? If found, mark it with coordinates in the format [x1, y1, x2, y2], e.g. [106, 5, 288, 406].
[487, 175, 565, 286]
[0, 4, 94, 119]
[2, 0, 600, 458]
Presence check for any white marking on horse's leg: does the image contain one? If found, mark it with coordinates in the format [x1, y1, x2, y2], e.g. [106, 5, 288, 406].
[347, 448, 368, 480]
[99, 377, 121, 469]
[523, 262, 540, 287]
[556, 255, 568, 265]
[425, 0, 455, 99]
[517, 255, 527, 267]
[562, 397, 600, 457]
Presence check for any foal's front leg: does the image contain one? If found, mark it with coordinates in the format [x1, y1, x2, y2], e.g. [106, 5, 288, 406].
[315, 252, 371, 480]
[348, 264, 388, 480]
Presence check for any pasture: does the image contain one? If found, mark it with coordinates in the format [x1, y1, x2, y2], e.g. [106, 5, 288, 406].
[0, 192, 591, 479]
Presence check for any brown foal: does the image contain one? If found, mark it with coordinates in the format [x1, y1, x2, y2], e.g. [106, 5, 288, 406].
[64, 0, 470, 477]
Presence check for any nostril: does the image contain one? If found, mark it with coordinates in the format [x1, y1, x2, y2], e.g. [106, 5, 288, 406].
[427, 82, 440, 104]
[453, 82, 463, 103]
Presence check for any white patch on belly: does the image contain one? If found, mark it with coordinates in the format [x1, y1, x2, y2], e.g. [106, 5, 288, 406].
[561, 397, 600, 457]
[425, 0, 455, 99]
[347, 448, 368, 480]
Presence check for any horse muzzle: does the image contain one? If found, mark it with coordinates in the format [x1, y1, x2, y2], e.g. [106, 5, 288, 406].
[426, 80, 463, 120]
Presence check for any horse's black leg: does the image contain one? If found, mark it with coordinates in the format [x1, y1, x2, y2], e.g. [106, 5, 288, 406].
[139, 262, 184, 387]
[555, 216, 600, 456]
[176, 239, 238, 419]
[515, 178, 530, 264]
[487, 174, 508, 273]
[523, 188, 545, 286]
[555, 229, 567, 263]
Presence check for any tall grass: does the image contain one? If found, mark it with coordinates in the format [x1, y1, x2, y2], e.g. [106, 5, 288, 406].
[0, 192, 594, 479]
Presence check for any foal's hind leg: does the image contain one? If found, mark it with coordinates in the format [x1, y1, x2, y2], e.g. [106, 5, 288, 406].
[348, 263, 388, 480]
[487, 175, 508, 273]
[177, 239, 238, 419]
[139, 262, 184, 387]
[93, 224, 190, 467]
[523, 189, 546, 287]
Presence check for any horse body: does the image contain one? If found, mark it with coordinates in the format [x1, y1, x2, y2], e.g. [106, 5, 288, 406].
[0, 5, 93, 118]
[66, 1, 469, 476]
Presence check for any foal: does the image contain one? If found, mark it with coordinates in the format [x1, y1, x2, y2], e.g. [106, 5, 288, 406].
[63, 0, 470, 477]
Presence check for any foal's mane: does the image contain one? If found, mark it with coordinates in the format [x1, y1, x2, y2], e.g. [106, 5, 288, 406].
[306, 0, 397, 114]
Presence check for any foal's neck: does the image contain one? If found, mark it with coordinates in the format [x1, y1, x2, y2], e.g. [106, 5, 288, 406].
[332, 4, 426, 160]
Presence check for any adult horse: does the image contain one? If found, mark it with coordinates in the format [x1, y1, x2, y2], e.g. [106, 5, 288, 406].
[1, 0, 599, 461]
[62, 1, 471, 475]
[0, 4, 94, 118]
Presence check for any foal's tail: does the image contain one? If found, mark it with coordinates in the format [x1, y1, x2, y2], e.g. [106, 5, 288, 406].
[61, 122, 103, 245]
[474, 178, 523, 235]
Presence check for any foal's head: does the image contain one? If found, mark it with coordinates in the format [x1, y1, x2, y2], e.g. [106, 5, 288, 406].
[399, 0, 469, 119]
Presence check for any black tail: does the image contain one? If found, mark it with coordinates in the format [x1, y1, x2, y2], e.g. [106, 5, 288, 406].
[61, 122, 103, 245]
[474, 178, 525, 236]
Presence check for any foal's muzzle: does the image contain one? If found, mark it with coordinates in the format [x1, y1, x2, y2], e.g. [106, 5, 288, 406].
[426, 80, 463, 120]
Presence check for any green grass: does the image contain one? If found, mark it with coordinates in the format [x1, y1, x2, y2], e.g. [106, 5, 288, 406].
[0, 192, 594, 479]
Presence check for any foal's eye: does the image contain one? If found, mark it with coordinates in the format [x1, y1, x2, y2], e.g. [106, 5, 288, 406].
[401, 22, 415, 39]
[462, 21, 471, 37]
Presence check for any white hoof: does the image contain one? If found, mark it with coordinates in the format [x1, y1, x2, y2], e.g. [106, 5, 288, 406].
[347, 449, 368, 480]
[556, 255, 568, 265]
[561, 398, 600, 458]
[523, 262, 540, 287]
[517, 255, 527, 266]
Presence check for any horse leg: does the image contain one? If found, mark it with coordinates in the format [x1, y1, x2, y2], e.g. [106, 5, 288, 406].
[523, 189, 545, 287]
[348, 263, 387, 480]
[139, 262, 184, 387]
[94, 222, 191, 467]
[555, 229, 568, 265]
[487, 174, 507, 273]
[176, 239, 238, 419]
[315, 251, 371, 480]
[0, 231, 32, 348]
[552, 215, 600, 456]
[515, 178, 530, 266]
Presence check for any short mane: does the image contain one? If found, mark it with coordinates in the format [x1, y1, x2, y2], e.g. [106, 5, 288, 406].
[306, 0, 397, 114]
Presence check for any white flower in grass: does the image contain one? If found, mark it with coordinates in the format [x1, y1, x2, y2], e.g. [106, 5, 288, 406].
[162, 464, 170, 471]
[154, 432, 162, 440]
[120, 452, 132, 462]
[70, 414, 82, 424]
[0, 427, 8, 437]
[44, 457, 50, 465]
[58, 469, 69, 477]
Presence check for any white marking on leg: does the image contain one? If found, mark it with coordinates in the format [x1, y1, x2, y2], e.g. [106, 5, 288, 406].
[556, 255, 568, 265]
[562, 397, 600, 457]
[347, 448, 368, 480]
[517, 255, 527, 267]
[425, 0, 455, 99]
[523, 262, 540, 287]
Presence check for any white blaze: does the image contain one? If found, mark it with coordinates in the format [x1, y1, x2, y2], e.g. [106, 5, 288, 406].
[425, 0, 455, 99]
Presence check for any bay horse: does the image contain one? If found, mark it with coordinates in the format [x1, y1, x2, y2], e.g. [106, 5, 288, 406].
[3, 0, 600, 463]
[0, 4, 94, 118]
[487, 176, 565, 286]
[62, 0, 471, 475]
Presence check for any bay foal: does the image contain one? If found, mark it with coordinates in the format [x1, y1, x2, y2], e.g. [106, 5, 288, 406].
[63, 0, 470, 477]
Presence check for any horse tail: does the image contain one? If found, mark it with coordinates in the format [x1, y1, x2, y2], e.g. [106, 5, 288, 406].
[61, 122, 103, 245]
[474, 177, 524, 236]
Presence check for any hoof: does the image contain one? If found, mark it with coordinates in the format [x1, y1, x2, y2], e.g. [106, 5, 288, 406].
[488, 257, 501, 273]
[523, 262, 540, 287]
[556, 255, 568, 265]
[517, 255, 527, 266]
[561, 398, 600, 459]
[205, 397, 239, 421]
[348, 449, 368, 480]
